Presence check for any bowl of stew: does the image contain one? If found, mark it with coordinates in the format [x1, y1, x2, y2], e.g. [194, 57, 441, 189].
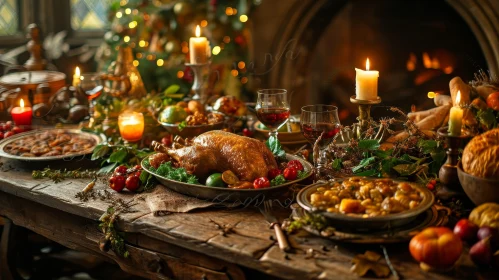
[296, 177, 434, 231]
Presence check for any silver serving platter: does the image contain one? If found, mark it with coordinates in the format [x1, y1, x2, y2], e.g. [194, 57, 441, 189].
[0, 128, 104, 162]
[142, 153, 313, 203]
[296, 178, 435, 230]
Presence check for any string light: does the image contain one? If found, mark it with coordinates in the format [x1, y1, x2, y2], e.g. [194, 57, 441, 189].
[181, 46, 189, 53]
[133, 60, 139, 66]
[136, 53, 143, 58]
[139, 40, 146, 47]
[200, 20, 208, 27]
[129, 21, 138, 28]
[237, 61, 245, 69]
[223, 36, 230, 43]
[120, 0, 128, 6]
[125, 8, 131, 14]
[132, 9, 138, 15]
[241, 77, 248, 84]
[177, 71, 184, 78]
[231, 69, 238, 76]
[225, 7, 233, 15]
[146, 54, 154, 60]
[212, 46, 221, 55]
[124, 36, 130, 42]
[157, 59, 164, 66]
[239, 15, 248, 22]
[116, 11, 123, 18]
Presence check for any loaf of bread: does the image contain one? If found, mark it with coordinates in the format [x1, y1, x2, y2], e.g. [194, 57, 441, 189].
[462, 128, 499, 179]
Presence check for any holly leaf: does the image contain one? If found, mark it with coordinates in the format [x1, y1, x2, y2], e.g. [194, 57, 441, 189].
[91, 144, 110, 160]
[477, 109, 497, 129]
[418, 139, 438, 154]
[393, 163, 419, 176]
[98, 162, 118, 174]
[109, 148, 127, 163]
[332, 158, 342, 170]
[354, 169, 378, 177]
[358, 139, 380, 151]
[265, 136, 286, 160]
[352, 156, 376, 173]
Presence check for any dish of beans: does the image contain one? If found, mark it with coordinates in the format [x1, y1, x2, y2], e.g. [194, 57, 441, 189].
[309, 177, 425, 217]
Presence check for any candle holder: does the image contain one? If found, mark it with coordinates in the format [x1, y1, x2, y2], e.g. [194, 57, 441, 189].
[437, 126, 472, 190]
[186, 61, 211, 104]
[350, 96, 381, 138]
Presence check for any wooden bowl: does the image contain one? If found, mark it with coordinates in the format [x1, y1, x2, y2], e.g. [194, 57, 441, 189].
[457, 161, 499, 205]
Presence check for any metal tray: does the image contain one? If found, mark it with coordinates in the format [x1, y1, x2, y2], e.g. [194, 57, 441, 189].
[292, 204, 449, 244]
[296, 178, 435, 230]
[142, 153, 313, 203]
[0, 128, 104, 162]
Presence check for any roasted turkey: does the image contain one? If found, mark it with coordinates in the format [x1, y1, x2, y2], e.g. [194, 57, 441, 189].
[154, 131, 278, 181]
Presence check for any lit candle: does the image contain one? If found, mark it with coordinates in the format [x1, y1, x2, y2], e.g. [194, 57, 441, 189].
[189, 25, 210, 64]
[73, 67, 81, 87]
[448, 90, 463, 136]
[118, 112, 144, 142]
[355, 58, 379, 100]
[11, 98, 32, 126]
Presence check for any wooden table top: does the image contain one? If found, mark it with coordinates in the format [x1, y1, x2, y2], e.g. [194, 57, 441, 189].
[0, 157, 488, 280]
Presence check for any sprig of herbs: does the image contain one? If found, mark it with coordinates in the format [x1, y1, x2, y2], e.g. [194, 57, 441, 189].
[32, 168, 98, 183]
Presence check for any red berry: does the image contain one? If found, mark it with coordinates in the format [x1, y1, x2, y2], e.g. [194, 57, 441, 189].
[3, 123, 12, 131]
[242, 128, 253, 137]
[267, 168, 282, 180]
[12, 126, 23, 134]
[287, 160, 304, 171]
[430, 179, 437, 185]
[125, 175, 141, 192]
[0, 132, 3, 139]
[114, 165, 128, 175]
[109, 175, 126, 192]
[283, 167, 298, 181]
[253, 177, 270, 189]
[426, 183, 434, 190]
[3, 131, 15, 138]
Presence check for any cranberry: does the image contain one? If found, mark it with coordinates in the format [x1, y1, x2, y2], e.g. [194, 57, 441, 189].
[0, 132, 3, 139]
[3, 131, 15, 138]
[109, 175, 126, 192]
[242, 128, 253, 137]
[253, 177, 270, 189]
[287, 160, 304, 171]
[114, 165, 128, 176]
[12, 126, 24, 134]
[267, 168, 282, 180]
[283, 167, 298, 181]
[161, 136, 172, 146]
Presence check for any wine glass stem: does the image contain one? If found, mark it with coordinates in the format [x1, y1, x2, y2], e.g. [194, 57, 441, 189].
[315, 149, 327, 170]
[269, 130, 278, 139]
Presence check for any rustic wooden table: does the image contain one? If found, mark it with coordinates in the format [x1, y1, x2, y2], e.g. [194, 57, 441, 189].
[0, 158, 491, 280]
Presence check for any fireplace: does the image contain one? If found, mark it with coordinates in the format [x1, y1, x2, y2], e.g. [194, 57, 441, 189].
[248, 0, 499, 122]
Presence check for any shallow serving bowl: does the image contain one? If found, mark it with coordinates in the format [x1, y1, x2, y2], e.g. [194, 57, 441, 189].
[296, 178, 435, 231]
[142, 153, 313, 203]
[457, 161, 499, 205]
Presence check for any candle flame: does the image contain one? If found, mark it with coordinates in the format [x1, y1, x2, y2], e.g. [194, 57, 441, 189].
[427, 91, 436, 99]
[75, 67, 80, 76]
[20, 98, 24, 108]
[366, 58, 370, 71]
[456, 90, 461, 105]
[195, 25, 201, 37]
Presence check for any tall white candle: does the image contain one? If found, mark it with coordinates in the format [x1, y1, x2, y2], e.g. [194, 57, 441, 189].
[355, 58, 379, 100]
[189, 25, 210, 64]
[448, 90, 463, 136]
[73, 66, 81, 87]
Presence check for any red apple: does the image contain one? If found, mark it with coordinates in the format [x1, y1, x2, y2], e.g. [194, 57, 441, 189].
[477, 226, 499, 249]
[454, 218, 478, 242]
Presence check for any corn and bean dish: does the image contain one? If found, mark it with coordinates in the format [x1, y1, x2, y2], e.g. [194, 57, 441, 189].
[309, 177, 424, 217]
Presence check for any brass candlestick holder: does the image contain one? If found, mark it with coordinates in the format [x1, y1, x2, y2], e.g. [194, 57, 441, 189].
[350, 95, 381, 138]
[186, 61, 211, 104]
[437, 126, 472, 190]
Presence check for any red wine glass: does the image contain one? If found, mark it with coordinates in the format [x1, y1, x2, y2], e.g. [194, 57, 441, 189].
[255, 89, 290, 139]
[301, 105, 341, 175]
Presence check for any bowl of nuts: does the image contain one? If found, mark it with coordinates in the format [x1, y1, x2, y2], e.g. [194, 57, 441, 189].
[159, 100, 225, 138]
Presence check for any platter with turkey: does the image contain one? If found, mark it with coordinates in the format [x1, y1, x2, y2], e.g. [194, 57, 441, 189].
[142, 131, 313, 202]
